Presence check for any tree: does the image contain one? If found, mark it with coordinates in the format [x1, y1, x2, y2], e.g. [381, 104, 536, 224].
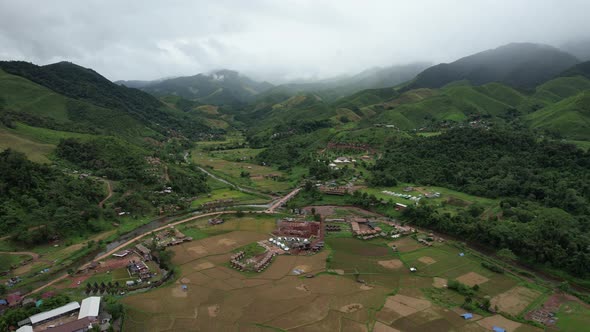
[497, 248, 517, 263]
[0, 284, 6, 296]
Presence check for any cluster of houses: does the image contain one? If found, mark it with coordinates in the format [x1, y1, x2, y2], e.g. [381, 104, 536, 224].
[253, 252, 274, 272]
[328, 156, 357, 169]
[16, 296, 111, 332]
[228, 250, 275, 273]
[153, 227, 192, 247]
[275, 219, 321, 239]
[325, 224, 341, 232]
[318, 186, 348, 195]
[349, 218, 384, 240]
[127, 260, 151, 280]
[208, 218, 225, 225]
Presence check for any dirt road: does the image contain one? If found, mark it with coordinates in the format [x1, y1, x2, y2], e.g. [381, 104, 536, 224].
[98, 180, 113, 208]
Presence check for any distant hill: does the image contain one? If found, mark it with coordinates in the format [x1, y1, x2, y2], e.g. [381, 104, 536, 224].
[405, 43, 580, 90]
[561, 38, 590, 62]
[264, 62, 430, 101]
[560, 60, 590, 80]
[119, 69, 273, 105]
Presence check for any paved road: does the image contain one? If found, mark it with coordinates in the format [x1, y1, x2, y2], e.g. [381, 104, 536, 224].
[25, 210, 238, 296]
[266, 188, 301, 213]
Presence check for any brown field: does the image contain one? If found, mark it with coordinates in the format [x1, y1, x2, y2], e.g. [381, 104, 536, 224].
[378, 259, 403, 269]
[373, 321, 401, 332]
[433, 277, 447, 288]
[418, 256, 436, 265]
[121, 217, 548, 332]
[491, 286, 543, 316]
[383, 294, 431, 317]
[456, 271, 490, 287]
[477, 315, 522, 331]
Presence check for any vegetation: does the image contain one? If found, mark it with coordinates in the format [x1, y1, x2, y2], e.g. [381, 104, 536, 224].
[0, 149, 103, 243]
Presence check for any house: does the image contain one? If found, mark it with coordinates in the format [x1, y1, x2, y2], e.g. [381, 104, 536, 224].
[461, 313, 473, 320]
[492, 327, 506, 332]
[112, 250, 130, 258]
[409, 267, 417, 272]
[127, 260, 150, 280]
[135, 244, 151, 260]
[44, 317, 95, 332]
[19, 301, 81, 327]
[333, 157, 351, 163]
[78, 296, 101, 320]
[395, 203, 408, 211]
[7, 292, 23, 307]
[22, 298, 36, 307]
[16, 326, 34, 332]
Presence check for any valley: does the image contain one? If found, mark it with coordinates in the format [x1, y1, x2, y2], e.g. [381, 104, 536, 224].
[1, 41, 590, 332]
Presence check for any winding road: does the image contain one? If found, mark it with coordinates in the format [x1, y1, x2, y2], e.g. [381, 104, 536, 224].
[25, 185, 302, 296]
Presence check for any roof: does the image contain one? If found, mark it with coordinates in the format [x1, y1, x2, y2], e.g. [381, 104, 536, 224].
[29, 301, 80, 324]
[78, 296, 101, 319]
[16, 326, 34, 332]
[461, 313, 473, 319]
[0, 299, 7, 305]
[492, 327, 506, 332]
[47, 317, 94, 332]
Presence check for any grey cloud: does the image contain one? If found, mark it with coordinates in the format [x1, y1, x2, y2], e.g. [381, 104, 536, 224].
[0, 0, 589, 83]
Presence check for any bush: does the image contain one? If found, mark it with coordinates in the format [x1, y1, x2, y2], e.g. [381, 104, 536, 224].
[481, 261, 504, 274]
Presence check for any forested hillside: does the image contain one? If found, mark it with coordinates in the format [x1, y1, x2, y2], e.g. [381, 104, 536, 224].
[405, 43, 579, 90]
[373, 128, 590, 275]
[0, 149, 103, 244]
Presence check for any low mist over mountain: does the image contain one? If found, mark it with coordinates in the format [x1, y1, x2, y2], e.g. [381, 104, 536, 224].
[118, 69, 273, 105]
[265, 62, 430, 101]
[405, 43, 580, 90]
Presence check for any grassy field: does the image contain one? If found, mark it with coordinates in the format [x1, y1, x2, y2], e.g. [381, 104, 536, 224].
[190, 188, 267, 207]
[0, 253, 31, 271]
[0, 128, 55, 163]
[556, 301, 590, 331]
[192, 148, 294, 193]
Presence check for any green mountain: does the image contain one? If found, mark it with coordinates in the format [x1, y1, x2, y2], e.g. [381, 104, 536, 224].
[526, 90, 590, 140]
[119, 69, 274, 105]
[405, 43, 579, 90]
[0, 61, 217, 140]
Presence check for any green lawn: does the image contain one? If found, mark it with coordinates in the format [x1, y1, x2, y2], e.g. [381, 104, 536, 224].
[190, 188, 267, 207]
[556, 301, 590, 331]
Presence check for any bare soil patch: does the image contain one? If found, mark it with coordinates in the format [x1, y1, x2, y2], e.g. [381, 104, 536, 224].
[360, 284, 373, 291]
[171, 286, 188, 298]
[373, 321, 401, 332]
[477, 315, 521, 331]
[208, 304, 220, 317]
[180, 277, 191, 283]
[340, 303, 364, 313]
[218, 238, 237, 246]
[378, 259, 403, 269]
[187, 245, 208, 255]
[383, 294, 431, 317]
[292, 264, 312, 273]
[418, 256, 436, 265]
[296, 284, 310, 292]
[491, 286, 542, 316]
[193, 261, 215, 271]
[456, 272, 489, 287]
[433, 277, 447, 288]
[329, 269, 344, 275]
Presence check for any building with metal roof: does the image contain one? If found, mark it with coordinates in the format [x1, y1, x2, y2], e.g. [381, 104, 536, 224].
[25, 301, 80, 326]
[78, 296, 101, 319]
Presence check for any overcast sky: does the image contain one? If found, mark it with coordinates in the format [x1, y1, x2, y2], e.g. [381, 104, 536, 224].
[1, 0, 589, 83]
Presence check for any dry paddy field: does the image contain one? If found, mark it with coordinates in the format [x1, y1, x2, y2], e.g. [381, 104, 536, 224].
[122, 229, 548, 332]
